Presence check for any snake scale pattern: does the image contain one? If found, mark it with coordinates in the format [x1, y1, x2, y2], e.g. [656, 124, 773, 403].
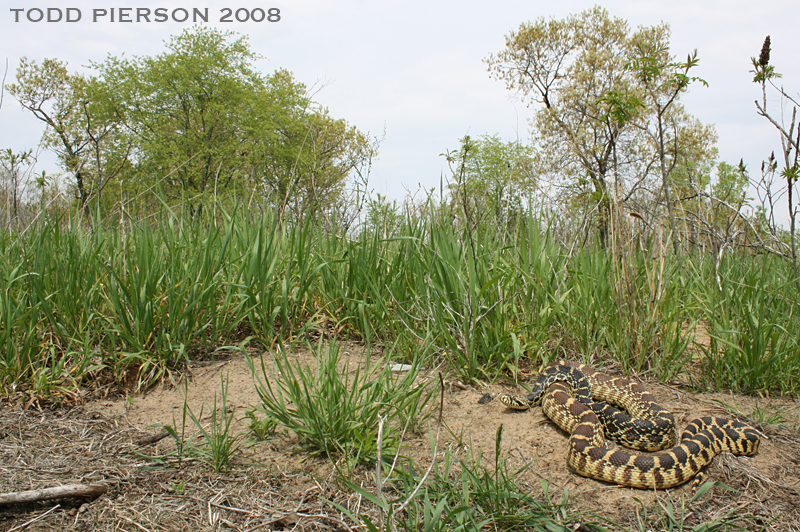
[500, 362, 676, 451]
[499, 362, 760, 489]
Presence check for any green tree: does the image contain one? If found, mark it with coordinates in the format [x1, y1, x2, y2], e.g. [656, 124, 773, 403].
[97, 27, 279, 216]
[445, 134, 537, 230]
[485, 7, 716, 247]
[711, 161, 749, 208]
[486, 7, 636, 245]
[7, 58, 128, 217]
[9, 28, 377, 220]
[258, 104, 378, 219]
[699, 160, 751, 256]
[626, 26, 709, 253]
[97, 26, 376, 218]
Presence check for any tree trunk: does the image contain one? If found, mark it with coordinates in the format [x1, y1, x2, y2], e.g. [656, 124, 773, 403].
[657, 112, 680, 255]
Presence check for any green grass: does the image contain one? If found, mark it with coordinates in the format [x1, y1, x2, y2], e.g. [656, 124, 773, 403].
[691, 256, 800, 394]
[1, 203, 799, 399]
[631, 481, 766, 531]
[248, 339, 434, 468]
[1, 202, 792, 532]
[330, 425, 580, 532]
[146, 374, 244, 472]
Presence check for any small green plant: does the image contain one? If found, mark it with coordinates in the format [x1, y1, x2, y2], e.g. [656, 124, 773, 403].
[748, 402, 791, 427]
[161, 386, 193, 467]
[424, 426, 578, 531]
[329, 425, 580, 532]
[710, 397, 794, 428]
[245, 408, 278, 440]
[186, 375, 243, 472]
[160, 375, 243, 472]
[248, 340, 433, 468]
[169, 481, 187, 495]
[632, 482, 762, 532]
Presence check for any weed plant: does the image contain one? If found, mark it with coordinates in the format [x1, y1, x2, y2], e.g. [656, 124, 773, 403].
[1, 202, 799, 399]
[248, 340, 434, 468]
[159, 375, 243, 472]
[245, 408, 278, 440]
[692, 255, 800, 394]
[330, 425, 578, 532]
[632, 481, 766, 531]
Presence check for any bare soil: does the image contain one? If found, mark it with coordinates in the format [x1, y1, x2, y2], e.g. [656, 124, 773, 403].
[1, 342, 799, 531]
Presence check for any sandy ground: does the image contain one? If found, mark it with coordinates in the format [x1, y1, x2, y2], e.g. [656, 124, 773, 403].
[1, 342, 799, 531]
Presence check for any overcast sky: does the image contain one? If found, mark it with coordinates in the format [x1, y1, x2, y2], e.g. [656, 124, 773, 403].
[2, 0, 799, 211]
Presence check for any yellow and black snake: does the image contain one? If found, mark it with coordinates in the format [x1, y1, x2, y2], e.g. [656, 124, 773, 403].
[499, 363, 761, 489]
[500, 362, 676, 451]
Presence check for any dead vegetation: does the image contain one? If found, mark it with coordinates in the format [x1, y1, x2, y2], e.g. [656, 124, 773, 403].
[1, 344, 799, 532]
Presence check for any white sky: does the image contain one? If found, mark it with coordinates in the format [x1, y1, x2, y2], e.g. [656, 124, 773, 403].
[1, 0, 799, 212]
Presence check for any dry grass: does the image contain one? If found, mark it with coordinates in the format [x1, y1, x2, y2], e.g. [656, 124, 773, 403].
[0, 405, 376, 531]
[2, 347, 800, 532]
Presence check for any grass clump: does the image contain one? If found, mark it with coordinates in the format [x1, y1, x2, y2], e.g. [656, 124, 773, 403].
[417, 426, 576, 531]
[157, 375, 244, 472]
[1, 203, 799, 400]
[332, 425, 581, 532]
[631, 482, 769, 532]
[692, 257, 800, 395]
[248, 340, 434, 468]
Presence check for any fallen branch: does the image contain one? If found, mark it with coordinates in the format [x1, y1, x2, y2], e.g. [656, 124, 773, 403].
[134, 429, 170, 446]
[0, 484, 108, 506]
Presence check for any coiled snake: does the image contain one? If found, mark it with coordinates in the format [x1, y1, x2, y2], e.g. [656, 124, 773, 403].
[499, 362, 760, 489]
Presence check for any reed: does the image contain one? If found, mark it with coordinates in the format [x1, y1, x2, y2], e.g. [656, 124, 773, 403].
[1, 202, 798, 398]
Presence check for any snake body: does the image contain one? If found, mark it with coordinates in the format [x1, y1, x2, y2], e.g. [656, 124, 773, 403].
[500, 362, 676, 451]
[500, 363, 761, 489]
